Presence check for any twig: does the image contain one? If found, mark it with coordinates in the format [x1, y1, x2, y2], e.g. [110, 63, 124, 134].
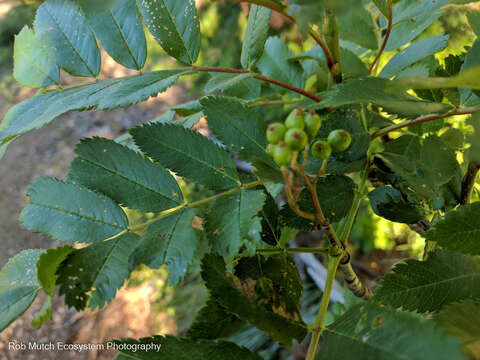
[461, 162, 480, 204]
[369, 0, 393, 75]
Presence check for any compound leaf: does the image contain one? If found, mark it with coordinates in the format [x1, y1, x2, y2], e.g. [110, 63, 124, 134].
[20, 178, 128, 243]
[241, 5, 271, 69]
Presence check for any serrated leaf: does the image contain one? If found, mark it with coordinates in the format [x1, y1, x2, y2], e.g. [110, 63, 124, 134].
[307, 107, 370, 174]
[80, 0, 146, 70]
[318, 302, 466, 360]
[137, 0, 201, 64]
[187, 298, 244, 340]
[373, 251, 480, 313]
[131, 123, 240, 190]
[57, 233, 141, 310]
[0, 69, 188, 159]
[31, 296, 52, 329]
[34, 0, 100, 77]
[68, 137, 183, 212]
[312, 78, 452, 117]
[337, 4, 378, 49]
[437, 300, 480, 360]
[200, 96, 274, 165]
[425, 202, 480, 255]
[20, 178, 128, 243]
[207, 189, 265, 257]
[380, 35, 449, 78]
[133, 209, 199, 285]
[37, 245, 74, 297]
[204, 73, 255, 94]
[0, 249, 44, 331]
[257, 36, 305, 90]
[241, 5, 271, 69]
[113, 335, 262, 360]
[368, 186, 426, 224]
[13, 26, 59, 88]
[201, 254, 307, 347]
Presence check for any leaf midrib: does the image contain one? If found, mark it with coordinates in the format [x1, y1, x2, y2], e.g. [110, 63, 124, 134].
[109, 9, 141, 70]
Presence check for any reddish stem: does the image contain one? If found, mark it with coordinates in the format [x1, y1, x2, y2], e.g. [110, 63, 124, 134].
[369, 0, 393, 74]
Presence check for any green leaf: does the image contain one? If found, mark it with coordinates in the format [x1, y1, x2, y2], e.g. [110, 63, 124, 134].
[373, 251, 480, 313]
[20, 178, 128, 243]
[201, 254, 307, 347]
[13, 26, 59, 88]
[34, 0, 100, 77]
[307, 107, 370, 174]
[0, 249, 44, 332]
[312, 78, 452, 117]
[467, 10, 480, 37]
[133, 209, 199, 285]
[204, 73, 255, 94]
[317, 302, 466, 360]
[31, 296, 52, 329]
[373, 0, 388, 17]
[113, 335, 262, 360]
[187, 298, 245, 340]
[207, 189, 266, 257]
[68, 137, 183, 212]
[280, 175, 355, 229]
[0, 69, 187, 159]
[368, 186, 426, 224]
[380, 35, 449, 78]
[57, 233, 141, 310]
[256, 36, 305, 90]
[437, 300, 480, 359]
[80, 0, 146, 70]
[337, 5, 378, 49]
[137, 0, 201, 64]
[467, 112, 480, 164]
[200, 96, 274, 165]
[425, 202, 480, 255]
[131, 123, 240, 190]
[37, 245, 74, 297]
[241, 5, 271, 69]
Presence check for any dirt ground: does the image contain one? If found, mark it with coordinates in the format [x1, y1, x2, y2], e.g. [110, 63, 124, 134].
[0, 60, 187, 358]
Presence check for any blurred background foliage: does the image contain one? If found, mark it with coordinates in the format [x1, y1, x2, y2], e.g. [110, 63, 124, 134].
[0, 0, 479, 358]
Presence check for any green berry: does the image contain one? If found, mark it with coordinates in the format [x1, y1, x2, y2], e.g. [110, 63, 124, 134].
[305, 111, 322, 139]
[284, 128, 308, 151]
[273, 141, 292, 166]
[328, 129, 352, 152]
[311, 140, 332, 160]
[285, 108, 305, 130]
[266, 123, 286, 144]
[266, 144, 277, 158]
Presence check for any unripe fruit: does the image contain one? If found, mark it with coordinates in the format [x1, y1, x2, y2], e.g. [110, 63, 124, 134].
[266, 144, 276, 158]
[284, 128, 308, 151]
[305, 111, 322, 139]
[285, 108, 305, 130]
[273, 141, 292, 165]
[328, 129, 352, 152]
[266, 123, 286, 144]
[311, 140, 332, 160]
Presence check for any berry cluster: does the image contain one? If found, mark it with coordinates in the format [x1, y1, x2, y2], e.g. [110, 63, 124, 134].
[266, 108, 352, 166]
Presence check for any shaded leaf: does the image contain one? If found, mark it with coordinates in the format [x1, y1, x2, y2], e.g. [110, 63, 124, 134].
[201, 254, 307, 347]
[0, 249, 44, 331]
[68, 137, 183, 212]
[113, 335, 262, 360]
[131, 123, 240, 190]
[137, 0, 201, 64]
[467, 10, 480, 37]
[337, 4, 378, 49]
[81, 0, 146, 70]
[57, 233, 141, 310]
[13, 26, 59, 88]
[207, 189, 266, 257]
[425, 202, 480, 255]
[373, 251, 480, 313]
[20, 178, 128, 243]
[241, 5, 271, 69]
[133, 209, 199, 285]
[318, 302, 466, 360]
[31, 296, 52, 329]
[467, 112, 480, 164]
[34, 0, 100, 77]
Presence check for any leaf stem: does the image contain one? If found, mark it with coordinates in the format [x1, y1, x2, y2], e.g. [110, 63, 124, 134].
[248, 99, 301, 107]
[372, 107, 478, 138]
[369, 0, 393, 75]
[257, 247, 330, 255]
[460, 162, 479, 205]
[305, 254, 341, 360]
